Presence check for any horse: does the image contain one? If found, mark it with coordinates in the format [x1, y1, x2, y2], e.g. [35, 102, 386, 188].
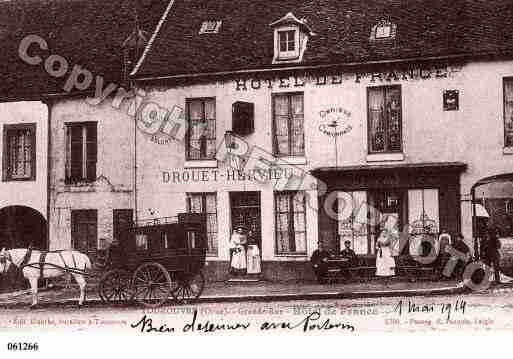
[0, 248, 91, 308]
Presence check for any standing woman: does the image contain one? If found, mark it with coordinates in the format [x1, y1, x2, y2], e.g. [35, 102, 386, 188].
[375, 228, 396, 278]
[229, 226, 248, 275]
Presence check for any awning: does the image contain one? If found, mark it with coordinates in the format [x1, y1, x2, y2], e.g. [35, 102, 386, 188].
[310, 162, 467, 190]
[310, 161, 467, 177]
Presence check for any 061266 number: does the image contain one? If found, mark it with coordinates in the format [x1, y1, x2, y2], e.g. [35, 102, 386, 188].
[7, 342, 39, 351]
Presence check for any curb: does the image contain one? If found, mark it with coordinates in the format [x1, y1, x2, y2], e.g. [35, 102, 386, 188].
[0, 285, 468, 310]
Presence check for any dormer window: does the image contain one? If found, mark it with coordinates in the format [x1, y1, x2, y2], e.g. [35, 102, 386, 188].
[199, 21, 222, 34]
[270, 12, 315, 64]
[370, 20, 397, 41]
[278, 28, 299, 59]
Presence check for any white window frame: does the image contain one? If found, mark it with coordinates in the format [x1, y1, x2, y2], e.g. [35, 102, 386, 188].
[274, 25, 300, 60]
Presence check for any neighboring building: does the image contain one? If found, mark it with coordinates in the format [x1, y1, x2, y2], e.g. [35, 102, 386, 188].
[0, 0, 168, 259]
[131, 0, 513, 280]
[0, 101, 48, 250]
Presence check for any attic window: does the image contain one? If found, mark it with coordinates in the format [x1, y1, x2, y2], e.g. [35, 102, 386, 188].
[270, 12, 315, 64]
[277, 28, 299, 59]
[371, 20, 397, 40]
[199, 21, 222, 34]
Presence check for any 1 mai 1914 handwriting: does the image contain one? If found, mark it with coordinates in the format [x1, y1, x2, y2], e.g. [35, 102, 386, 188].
[130, 310, 356, 334]
[394, 299, 467, 321]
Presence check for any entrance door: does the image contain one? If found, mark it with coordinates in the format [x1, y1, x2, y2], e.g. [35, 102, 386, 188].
[368, 190, 407, 255]
[230, 191, 262, 249]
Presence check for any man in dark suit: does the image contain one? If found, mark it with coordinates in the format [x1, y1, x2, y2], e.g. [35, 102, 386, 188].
[340, 240, 357, 264]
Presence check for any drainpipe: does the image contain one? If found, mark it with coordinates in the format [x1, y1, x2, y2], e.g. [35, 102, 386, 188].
[133, 83, 138, 225]
[45, 99, 52, 251]
[471, 187, 478, 260]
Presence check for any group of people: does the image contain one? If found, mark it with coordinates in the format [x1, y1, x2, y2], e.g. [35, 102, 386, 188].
[229, 226, 262, 275]
[313, 224, 504, 284]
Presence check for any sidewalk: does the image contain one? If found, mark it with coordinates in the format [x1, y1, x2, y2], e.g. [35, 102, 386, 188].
[0, 278, 467, 309]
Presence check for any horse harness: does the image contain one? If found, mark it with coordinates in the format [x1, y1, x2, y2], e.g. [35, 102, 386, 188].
[19, 249, 79, 277]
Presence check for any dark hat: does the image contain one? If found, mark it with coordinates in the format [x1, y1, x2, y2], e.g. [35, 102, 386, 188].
[235, 225, 247, 231]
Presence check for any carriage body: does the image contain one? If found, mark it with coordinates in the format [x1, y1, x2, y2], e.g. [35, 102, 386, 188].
[119, 213, 207, 274]
[98, 213, 208, 307]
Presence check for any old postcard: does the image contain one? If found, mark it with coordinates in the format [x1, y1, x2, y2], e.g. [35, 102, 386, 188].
[1, 0, 513, 352]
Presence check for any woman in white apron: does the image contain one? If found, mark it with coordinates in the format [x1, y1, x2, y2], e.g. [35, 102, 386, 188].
[229, 226, 247, 275]
[376, 230, 396, 277]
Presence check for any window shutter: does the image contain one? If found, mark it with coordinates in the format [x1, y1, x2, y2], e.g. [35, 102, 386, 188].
[86, 123, 97, 181]
[232, 101, 254, 136]
[69, 126, 83, 182]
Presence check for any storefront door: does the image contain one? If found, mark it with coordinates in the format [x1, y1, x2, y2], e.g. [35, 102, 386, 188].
[230, 191, 262, 249]
[369, 189, 407, 255]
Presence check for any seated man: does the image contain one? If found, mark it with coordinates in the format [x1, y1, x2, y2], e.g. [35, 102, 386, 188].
[340, 240, 357, 265]
[310, 248, 331, 283]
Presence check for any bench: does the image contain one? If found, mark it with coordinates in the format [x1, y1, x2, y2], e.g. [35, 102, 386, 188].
[311, 250, 444, 283]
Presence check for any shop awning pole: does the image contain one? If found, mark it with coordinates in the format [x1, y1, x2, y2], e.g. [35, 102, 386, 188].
[471, 188, 478, 260]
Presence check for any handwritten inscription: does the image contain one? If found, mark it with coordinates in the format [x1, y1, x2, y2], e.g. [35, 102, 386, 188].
[394, 299, 467, 320]
[130, 310, 355, 334]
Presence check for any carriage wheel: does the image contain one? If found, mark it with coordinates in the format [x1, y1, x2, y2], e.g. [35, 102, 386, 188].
[99, 269, 132, 304]
[174, 271, 205, 304]
[132, 262, 173, 308]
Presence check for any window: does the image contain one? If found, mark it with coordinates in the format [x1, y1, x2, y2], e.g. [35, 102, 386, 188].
[2, 123, 36, 181]
[186, 192, 218, 255]
[273, 93, 305, 156]
[368, 86, 402, 153]
[113, 209, 133, 243]
[275, 191, 307, 254]
[506, 200, 513, 214]
[199, 21, 222, 34]
[276, 28, 299, 60]
[135, 234, 148, 251]
[504, 78, 513, 147]
[71, 209, 98, 254]
[65, 122, 97, 183]
[370, 21, 397, 40]
[186, 98, 216, 160]
[337, 191, 369, 255]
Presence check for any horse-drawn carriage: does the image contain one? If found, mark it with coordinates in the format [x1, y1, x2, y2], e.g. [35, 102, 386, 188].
[98, 213, 207, 307]
[0, 213, 207, 308]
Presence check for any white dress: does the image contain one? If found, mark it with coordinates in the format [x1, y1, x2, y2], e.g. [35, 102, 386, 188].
[376, 234, 396, 277]
[229, 233, 247, 271]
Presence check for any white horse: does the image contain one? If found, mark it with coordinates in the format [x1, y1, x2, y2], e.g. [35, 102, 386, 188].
[0, 248, 91, 308]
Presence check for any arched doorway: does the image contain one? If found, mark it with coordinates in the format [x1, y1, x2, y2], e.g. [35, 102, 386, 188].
[0, 206, 47, 250]
[0, 206, 47, 293]
[472, 173, 513, 276]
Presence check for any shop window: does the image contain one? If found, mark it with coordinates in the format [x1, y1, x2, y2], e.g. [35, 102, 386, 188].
[337, 191, 369, 255]
[368, 86, 402, 153]
[275, 191, 307, 255]
[65, 122, 97, 184]
[272, 92, 305, 157]
[2, 123, 36, 181]
[186, 192, 218, 255]
[186, 98, 216, 160]
[71, 209, 98, 254]
[503, 78, 513, 147]
[408, 189, 440, 256]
